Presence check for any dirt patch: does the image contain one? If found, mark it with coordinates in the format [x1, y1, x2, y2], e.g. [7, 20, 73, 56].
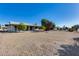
[0, 31, 78, 56]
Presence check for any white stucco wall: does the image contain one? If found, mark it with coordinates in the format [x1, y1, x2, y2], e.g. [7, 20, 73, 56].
[7, 25, 15, 32]
[77, 29, 79, 32]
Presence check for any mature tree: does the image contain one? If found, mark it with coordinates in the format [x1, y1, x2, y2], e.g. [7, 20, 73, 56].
[34, 23, 38, 29]
[71, 24, 79, 31]
[17, 23, 27, 31]
[68, 28, 73, 32]
[41, 19, 55, 30]
[0, 24, 1, 29]
[34, 23, 37, 26]
[41, 19, 48, 30]
[56, 27, 62, 31]
[41, 19, 49, 26]
[50, 22, 55, 29]
[62, 25, 69, 31]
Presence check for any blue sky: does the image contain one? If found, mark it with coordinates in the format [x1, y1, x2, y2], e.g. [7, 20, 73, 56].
[0, 3, 79, 27]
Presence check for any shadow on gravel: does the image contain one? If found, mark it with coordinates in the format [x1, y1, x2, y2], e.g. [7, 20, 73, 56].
[58, 44, 79, 56]
[0, 31, 19, 33]
[73, 37, 79, 42]
[57, 37, 79, 56]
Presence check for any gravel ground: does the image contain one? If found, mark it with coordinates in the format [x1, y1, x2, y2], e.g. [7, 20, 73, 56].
[0, 31, 79, 56]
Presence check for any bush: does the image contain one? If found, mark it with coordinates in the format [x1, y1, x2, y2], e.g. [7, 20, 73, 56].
[41, 26, 46, 31]
[17, 23, 27, 31]
[71, 25, 79, 31]
[68, 28, 73, 32]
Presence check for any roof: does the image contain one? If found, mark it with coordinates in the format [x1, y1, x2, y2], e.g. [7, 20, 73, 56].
[5, 21, 41, 27]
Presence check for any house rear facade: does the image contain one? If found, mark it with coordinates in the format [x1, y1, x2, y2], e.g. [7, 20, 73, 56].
[5, 22, 41, 32]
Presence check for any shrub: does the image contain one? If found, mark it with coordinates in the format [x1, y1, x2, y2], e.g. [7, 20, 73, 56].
[17, 23, 27, 31]
[71, 25, 79, 31]
[68, 28, 73, 32]
[41, 26, 46, 31]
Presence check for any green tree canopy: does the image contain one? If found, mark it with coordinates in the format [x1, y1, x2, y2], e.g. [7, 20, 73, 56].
[71, 24, 79, 31]
[17, 23, 27, 31]
[41, 26, 46, 30]
[0, 24, 1, 29]
[62, 25, 69, 30]
[41, 18, 55, 30]
[41, 19, 49, 26]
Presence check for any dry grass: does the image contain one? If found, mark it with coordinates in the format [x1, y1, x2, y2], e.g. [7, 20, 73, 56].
[0, 31, 79, 56]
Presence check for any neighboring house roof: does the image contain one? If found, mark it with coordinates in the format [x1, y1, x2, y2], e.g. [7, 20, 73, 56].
[9, 21, 32, 25]
[5, 21, 41, 27]
[9, 21, 19, 24]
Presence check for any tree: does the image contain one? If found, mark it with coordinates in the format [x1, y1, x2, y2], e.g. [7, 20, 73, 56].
[34, 23, 37, 29]
[17, 23, 27, 31]
[41, 19, 55, 30]
[34, 23, 37, 26]
[71, 25, 79, 31]
[50, 22, 55, 30]
[62, 25, 69, 31]
[41, 19, 49, 27]
[0, 24, 1, 29]
[68, 28, 73, 32]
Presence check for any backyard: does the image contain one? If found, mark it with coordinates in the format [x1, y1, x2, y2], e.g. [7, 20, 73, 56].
[0, 31, 79, 56]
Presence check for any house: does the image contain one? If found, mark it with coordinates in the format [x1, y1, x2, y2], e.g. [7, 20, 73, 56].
[0, 25, 7, 31]
[77, 28, 79, 32]
[54, 27, 58, 31]
[5, 21, 41, 32]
